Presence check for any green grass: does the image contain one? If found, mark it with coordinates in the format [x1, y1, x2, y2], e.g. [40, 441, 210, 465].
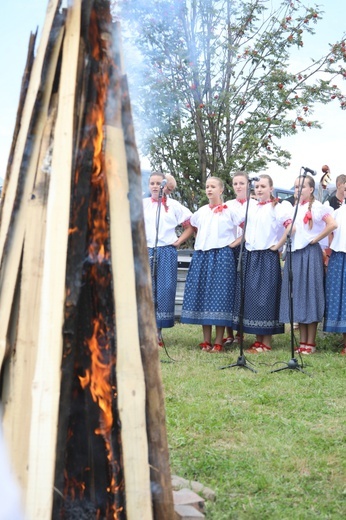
[160, 323, 346, 519]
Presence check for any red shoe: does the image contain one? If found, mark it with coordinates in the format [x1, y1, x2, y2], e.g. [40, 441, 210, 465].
[245, 341, 261, 353]
[299, 347, 316, 355]
[341, 346, 346, 355]
[198, 341, 212, 350]
[223, 336, 234, 346]
[298, 343, 316, 355]
[295, 342, 306, 353]
[246, 341, 271, 353]
[233, 335, 244, 344]
[209, 343, 224, 353]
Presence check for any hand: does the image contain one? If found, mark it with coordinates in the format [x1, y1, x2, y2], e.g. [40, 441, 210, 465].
[229, 237, 242, 248]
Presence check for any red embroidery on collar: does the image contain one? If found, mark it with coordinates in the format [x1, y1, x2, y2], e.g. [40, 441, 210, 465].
[209, 203, 228, 213]
[257, 200, 272, 206]
[151, 196, 168, 212]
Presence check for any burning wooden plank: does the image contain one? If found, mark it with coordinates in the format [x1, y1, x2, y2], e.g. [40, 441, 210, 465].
[0, 0, 64, 368]
[1, 101, 58, 495]
[25, 2, 82, 517]
[0, 1, 174, 519]
[121, 73, 175, 519]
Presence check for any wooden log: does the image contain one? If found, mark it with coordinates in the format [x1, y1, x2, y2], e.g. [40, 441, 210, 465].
[1, 100, 58, 494]
[0, 1, 64, 370]
[25, 2, 82, 518]
[121, 74, 176, 520]
[0, 0, 62, 261]
[104, 20, 152, 520]
[105, 125, 152, 520]
[52, 33, 105, 507]
[0, 31, 36, 215]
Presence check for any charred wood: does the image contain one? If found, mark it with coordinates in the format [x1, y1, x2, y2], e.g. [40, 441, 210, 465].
[121, 75, 175, 520]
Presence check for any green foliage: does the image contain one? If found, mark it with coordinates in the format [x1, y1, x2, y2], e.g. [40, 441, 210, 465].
[119, 0, 346, 208]
[160, 323, 346, 519]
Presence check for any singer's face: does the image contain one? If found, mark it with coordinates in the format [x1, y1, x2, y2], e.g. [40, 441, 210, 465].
[294, 178, 313, 201]
[232, 175, 247, 199]
[206, 179, 223, 202]
[254, 178, 272, 201]
[149, 175, 164, 199]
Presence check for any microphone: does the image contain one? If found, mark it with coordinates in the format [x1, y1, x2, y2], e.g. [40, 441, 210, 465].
[160, 179, 167, 189]
[302, 166, 317, 176]
[249, 176, 260, 182]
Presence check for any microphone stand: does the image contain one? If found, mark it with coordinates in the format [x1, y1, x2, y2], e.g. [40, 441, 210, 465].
[271, 167, 311, 375]
[219, 179, 257, 372]
[152, 186, 164, 292]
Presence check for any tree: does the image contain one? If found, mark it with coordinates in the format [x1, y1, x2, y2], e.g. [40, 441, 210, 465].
[119, 0, 346, 207]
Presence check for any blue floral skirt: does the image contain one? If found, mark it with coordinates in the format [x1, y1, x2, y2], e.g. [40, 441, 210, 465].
[232, 248, 284, 335]
[181, 246, 236, 326]
[148, 245, 177, 328]
[324, 251, 346, 332]
[280, 243, 324, 324]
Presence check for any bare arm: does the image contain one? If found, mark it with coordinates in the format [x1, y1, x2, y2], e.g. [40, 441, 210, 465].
[310, 214, 337, 245]
[270, 224, 295, 251]
[229, 236, 242, 248]
[173, 224, 195, 248]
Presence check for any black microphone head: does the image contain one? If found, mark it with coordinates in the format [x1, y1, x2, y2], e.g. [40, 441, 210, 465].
[250, 176, 260, 182]
[302, 166, 317, 176]
[160, 179, 168, 188]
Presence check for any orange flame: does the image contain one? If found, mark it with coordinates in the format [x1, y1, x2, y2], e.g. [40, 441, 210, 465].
[78, 317, 121, 514]
[79, 318, 114, 436]
[65, 8, 123, 517]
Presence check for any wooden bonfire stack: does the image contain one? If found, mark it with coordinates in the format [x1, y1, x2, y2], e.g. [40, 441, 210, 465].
[0, 1, 174, 519]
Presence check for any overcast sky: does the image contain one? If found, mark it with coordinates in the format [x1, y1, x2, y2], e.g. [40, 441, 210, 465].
[0, 0, 345, 189]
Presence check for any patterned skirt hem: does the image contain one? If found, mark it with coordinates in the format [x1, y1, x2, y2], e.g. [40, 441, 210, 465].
[157, 320, 175, 328]
[232, 318, 284, 335]
[181, 318, 233, 326]
[323, 323, 346, 333]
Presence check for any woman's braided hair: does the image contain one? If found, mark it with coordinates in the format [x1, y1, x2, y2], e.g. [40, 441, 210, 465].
[296, 175, 315, 230]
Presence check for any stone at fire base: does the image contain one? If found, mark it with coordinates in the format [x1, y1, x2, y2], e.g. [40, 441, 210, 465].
[172, 475, 216, 518]
[171, 475, 216, 501]
[174, 504, 205, 519]
[173, 488, 205, 513]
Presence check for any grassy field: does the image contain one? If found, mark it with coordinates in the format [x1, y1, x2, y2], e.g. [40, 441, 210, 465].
[159, 323, 346, 519]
